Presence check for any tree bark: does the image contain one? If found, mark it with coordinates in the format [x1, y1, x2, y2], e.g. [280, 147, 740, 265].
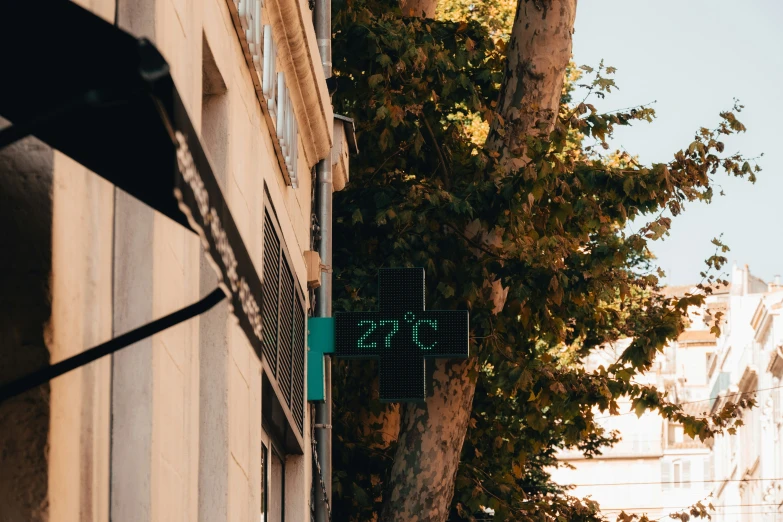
[399, 0, 438, 18]
[379, 2, 577, 521]
[487, 0, 578, 161]
[380, 359, 477, 521]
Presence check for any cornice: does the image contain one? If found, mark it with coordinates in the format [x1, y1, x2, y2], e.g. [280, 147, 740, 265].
[265, 0, 333, 167]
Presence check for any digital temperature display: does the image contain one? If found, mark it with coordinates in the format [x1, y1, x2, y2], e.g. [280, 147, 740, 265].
[334, 268, 469, 402]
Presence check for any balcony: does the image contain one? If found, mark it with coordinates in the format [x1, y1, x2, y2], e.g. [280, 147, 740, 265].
[666, 438, 706, 450]
[227, 0, 332, 182]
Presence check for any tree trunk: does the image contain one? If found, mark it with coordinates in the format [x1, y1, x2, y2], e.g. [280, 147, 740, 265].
[399, 0, 438, 18]
[379, 2, 577, 521]
[379, 359, 477, 521]
[487, 0, 578, 162]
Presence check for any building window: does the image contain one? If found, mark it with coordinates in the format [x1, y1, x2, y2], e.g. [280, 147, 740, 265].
[673, 460, 681, 487]
[667, 459, 691, 489]
[201, 33, 229, 182]
[261, 205, 306, 435]
[261, 434, 285, 522]
[662, 460, 672, 490]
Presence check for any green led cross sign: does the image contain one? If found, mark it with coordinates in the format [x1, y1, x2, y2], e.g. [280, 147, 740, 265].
[335, 268, 469, 402]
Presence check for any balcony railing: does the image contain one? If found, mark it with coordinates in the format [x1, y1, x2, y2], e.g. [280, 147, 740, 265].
[232, 0, 301, 187]
[666, 438, 706, 450]
[558, 438, 663, 460]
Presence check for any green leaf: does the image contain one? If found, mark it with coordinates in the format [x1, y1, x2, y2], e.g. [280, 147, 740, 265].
[437, 282, 455, 298]
[623, 176, 634, 195]
[379, 128, 393, 151]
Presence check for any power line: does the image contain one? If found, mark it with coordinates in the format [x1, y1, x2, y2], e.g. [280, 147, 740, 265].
[595, 384, 783, 420]
[470, 503, 783, 521]
[472, 506, 783, 521]
[689, 512, 782, 516]
[600, 503, 780, 512]
[563, 476, 783, 488]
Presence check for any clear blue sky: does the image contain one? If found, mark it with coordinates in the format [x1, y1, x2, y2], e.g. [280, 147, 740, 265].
[572, 1, 782, 286]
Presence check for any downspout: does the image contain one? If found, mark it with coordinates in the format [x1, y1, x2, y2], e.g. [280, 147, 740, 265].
[314, 0, 332, 519]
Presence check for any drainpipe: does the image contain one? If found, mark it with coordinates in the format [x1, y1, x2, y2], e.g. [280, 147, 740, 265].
[314, 0, 332, 519]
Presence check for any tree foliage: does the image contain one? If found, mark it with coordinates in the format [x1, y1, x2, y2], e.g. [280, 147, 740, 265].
[329, 0, 759, 519]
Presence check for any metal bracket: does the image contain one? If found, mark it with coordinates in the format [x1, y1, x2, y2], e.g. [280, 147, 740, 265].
[0, 288, 225, 404]
[307, 317, 335, 402]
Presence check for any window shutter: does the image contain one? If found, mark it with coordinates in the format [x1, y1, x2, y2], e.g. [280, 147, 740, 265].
[291, 299, 305, 432]
[261, 209, 306, 435]
[661, 460, 672, 490]
[683, 459, 691, 488]
[262, 212, 280, 373]
[704, 456, 712, 484]
[278, 258, 294, 405]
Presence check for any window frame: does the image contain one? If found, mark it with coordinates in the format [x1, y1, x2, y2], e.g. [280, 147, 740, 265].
[261, 428, 287, 522]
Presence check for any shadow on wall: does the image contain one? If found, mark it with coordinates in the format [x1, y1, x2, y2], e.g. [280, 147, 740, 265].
[0, 116, 53, 522]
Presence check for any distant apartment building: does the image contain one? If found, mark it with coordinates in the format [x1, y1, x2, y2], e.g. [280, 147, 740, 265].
[708, 266, 783, 522]
[552, 336, 713, 521]
[553, 265, 778, 522]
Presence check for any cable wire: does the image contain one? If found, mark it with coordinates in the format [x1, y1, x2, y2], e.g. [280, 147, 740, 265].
[562, 476, 783, 488]
[601, 503, 780, 512]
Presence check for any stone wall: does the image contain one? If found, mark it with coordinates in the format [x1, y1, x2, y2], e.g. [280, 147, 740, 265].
[0, 119, 53, 522]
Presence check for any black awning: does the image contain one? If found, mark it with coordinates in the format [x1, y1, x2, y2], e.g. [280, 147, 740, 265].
[1, 0, 306, 452]
[0, 0, 187, 228]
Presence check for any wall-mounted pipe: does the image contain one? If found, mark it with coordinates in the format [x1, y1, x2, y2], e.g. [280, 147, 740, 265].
[313, 0, 332, 519]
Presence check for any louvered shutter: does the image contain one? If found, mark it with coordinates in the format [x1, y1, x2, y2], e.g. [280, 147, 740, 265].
[683, 459, 691, 488]
[262, 212, 280, 373]
[261, 209, 306, 435]
[278, 258, 294, 405]
[704, 456, 712, 484]
[291, 301, 305, 432]
[661, 460, 672, 490]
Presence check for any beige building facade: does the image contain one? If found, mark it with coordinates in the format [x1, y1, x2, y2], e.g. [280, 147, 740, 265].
[0, 0, 349, 520]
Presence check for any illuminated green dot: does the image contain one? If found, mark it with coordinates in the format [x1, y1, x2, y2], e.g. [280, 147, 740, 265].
[413, 319, 438, 350]
[358, 320, 377, 349]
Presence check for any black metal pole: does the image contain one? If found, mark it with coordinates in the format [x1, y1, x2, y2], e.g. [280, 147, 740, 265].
[0, 287, 225, 404]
